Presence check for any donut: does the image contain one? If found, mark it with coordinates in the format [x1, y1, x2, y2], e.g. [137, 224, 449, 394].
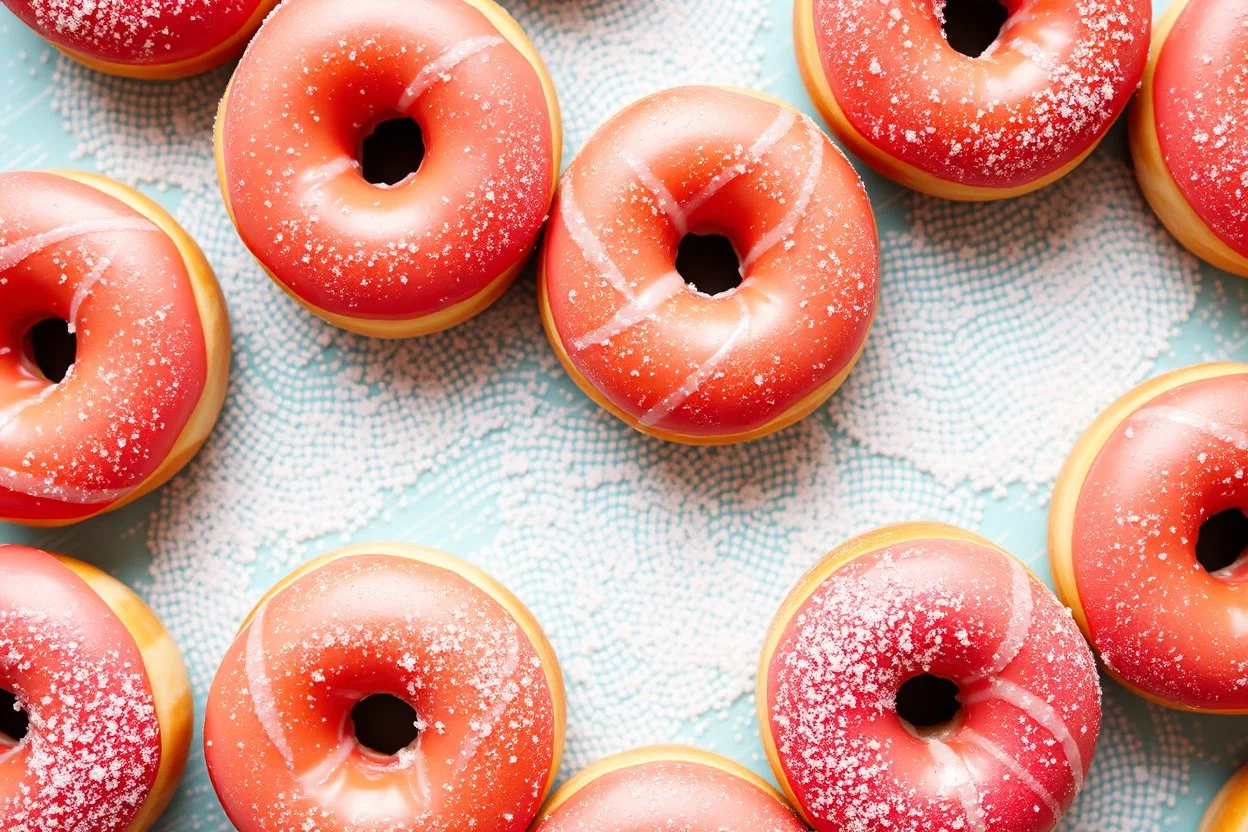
[1050, 362, 1248, 713]
[1128, 0, 1248, 277]
[216, 0, 560, 338]
[1203, 763, 1248, 831]
[204, 543, 565, 832]
[758, 522, 1101, 831]
[1, 0, 277, 79]
[0, 170, 230, 527]
[539, 86, 878, 444]
[533, 746, 806, 831]
[794, 0, 1151, 200]
[0, 544, 192, 831]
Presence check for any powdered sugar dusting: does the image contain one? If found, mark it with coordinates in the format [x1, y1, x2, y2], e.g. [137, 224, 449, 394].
[811, 0, 1148, 188]
[766, 538, 1099, 831]
[0, 606, 161, 831]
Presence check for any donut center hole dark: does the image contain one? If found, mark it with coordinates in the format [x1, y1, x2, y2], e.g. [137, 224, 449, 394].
[350, 694, 420, 756]
[940, 0, 1009, 58]
[23, 317, 76, 383]
[360, 117, 426, 187]
[896, 674, 963, 739]
[676, 233, 742, 297]
[0, 689, 29, 746]
[1196, 509, 1248, 575]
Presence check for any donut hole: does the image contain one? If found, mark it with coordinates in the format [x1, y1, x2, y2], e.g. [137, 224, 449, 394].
[676, 232, 743, 297]
[0, 688, 28, 747]
[360, 117, 426, 187]
[940, 0, 1009, 58]
[1196, 509, 1248, 576]
[23, 317, 76, 383]
[350, 694, 420, 756]
[896, 674, 963, 739]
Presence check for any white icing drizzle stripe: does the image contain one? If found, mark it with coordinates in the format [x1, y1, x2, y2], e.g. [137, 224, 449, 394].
[67, 245, 118, 328]
[561, 176, 633, 299]
[968, 557, 1034, 683]
[742, 116, 824, 270]
[963, 678, 1084, 791]
[298, 735, 352, 790]
[639, 301, 751, 427]
[1138, 405, 1248, 452]
[962, 727, 1063, 820]
[571, 270, 684, 350]
[621, 150, 687, 235]
[0, 464, 131, 504]
[929, 739, 986, 832]
[398, 36, 506, 112]
[683, 109, 796, 216]
[244, 603, 297, 771]
[0, 218, 157, 273]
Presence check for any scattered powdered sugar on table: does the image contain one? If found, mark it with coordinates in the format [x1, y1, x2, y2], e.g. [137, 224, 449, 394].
[4, 0, 1212, 824]
[836, 154, 1201, 492]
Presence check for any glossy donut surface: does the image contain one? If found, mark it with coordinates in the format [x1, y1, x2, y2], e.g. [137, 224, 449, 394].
[217, 0, 560, 337]
[796, 0, 1150, 198]
[1050, 363, 1248, 712]
[0, 170, 229, 526]
[0, 544, 191, 832]
[1130, 0, 1248, 276]
[534, 746, 805, 831]
[759, 523, 1100, 831]
[540, 86, 878, 444]
[204, 544, 565, 832]
[1, 0, 277, 78]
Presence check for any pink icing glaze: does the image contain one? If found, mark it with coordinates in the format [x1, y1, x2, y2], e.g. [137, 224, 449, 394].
[1071, 372, 1248, 710]
[764, 535, 1100, 831]
[1, 0, 269, 67]
[220, 0, 556, 322]
[541, 86, 877, 438]
[810, 0, 1149, 189]
[534, 757, 806, 831]
[0, 172, 209, 523]
[204, 554, 560, 832]
[0, 545, 161, 832]
[1153, 0, 1248, 258]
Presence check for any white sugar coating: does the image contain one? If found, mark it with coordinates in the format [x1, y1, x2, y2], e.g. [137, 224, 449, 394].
[835, 154, 1200, 491]
[0, 607, 161, 831]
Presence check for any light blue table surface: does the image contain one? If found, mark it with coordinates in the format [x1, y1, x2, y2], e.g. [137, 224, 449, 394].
[2, 0, 1247, 829]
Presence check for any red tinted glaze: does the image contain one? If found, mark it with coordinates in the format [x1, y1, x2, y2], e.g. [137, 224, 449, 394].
[1153, 0, 1248, 258]
[810, 0, 1149, 189]
[765, 537, 1100, 831]
[1, 0, 267, 67]
[220, 0, 556, 322]
[204, 554, 560, 832]
[535, 757, 805, 832]
[0, 545, 161, 831]
[1071, 372, 1248, 710]
[0, 172, 208, 523]
[541, 86, 877, 438]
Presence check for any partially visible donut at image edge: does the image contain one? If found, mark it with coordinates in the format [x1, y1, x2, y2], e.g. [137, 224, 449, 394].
[0, 544, 192, 832]
[1, 0, 280, 78]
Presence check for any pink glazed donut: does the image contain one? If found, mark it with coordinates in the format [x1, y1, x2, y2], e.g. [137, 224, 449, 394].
[759, 523, 1101, 832]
